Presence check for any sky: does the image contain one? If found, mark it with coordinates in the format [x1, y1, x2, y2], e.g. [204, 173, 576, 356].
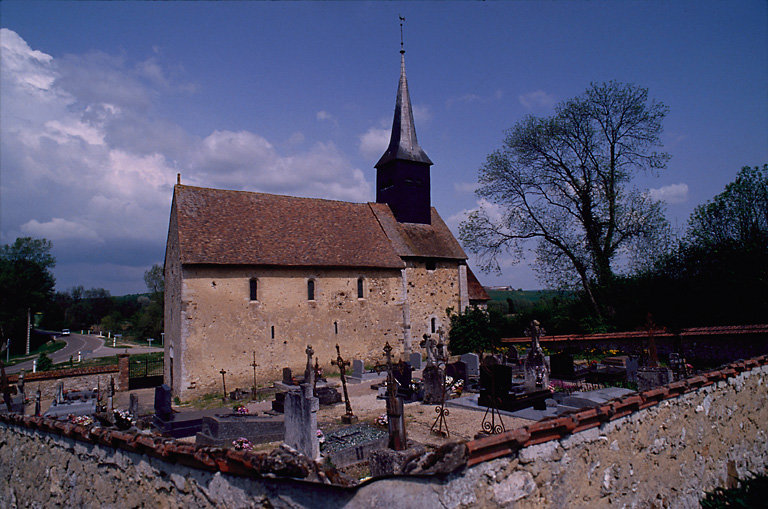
[1, 1, 766, 296]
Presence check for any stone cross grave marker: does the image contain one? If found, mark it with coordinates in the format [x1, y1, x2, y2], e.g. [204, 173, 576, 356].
[35, 387, 41, 416]
[523, 320, 550, 392]
[219, 369, 227, 402]
[250, 352, 259, 389]
[304, 345, 315, 386]
[283, 345, 320, 460]
[420, 334, 438, 367]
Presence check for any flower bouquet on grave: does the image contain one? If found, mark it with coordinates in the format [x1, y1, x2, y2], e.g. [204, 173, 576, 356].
[375, 413, 388, 427]
[316, 429, 325, 445]
[232, 437, 253, 451]
[232, 403, 249, 415]
[114, 409, 135, 430]
[70, 414, 94, 427]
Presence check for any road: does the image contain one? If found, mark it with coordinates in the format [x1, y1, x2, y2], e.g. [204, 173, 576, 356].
[5, 333, 163, 374]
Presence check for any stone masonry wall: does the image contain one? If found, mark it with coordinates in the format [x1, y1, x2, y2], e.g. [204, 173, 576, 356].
[163, 200, 183, 395]
[176, 266, 405, 399]
[404, 259, 463, 342]
[1, 356, 766, 508]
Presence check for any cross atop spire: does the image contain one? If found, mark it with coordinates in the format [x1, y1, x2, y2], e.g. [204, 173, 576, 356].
[399, 16, 405, 54]
[375, 34, 432, 169]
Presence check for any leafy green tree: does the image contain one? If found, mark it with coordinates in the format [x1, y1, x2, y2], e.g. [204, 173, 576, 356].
[687, 164, 767, 248]
[133, 264, 164, 341]
[460, 82, 670, 318]
[446, 306, 505, 356]
[604, 164, 768, 329]
[0, 238, 56, 354]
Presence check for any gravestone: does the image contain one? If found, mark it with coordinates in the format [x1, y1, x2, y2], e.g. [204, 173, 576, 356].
[460, 354, 480, 378]
[550, 352, 575, 379]
[196, 413, 284, 447]
[445, 361, 467, 383]
[504, 347, 520, 365]
[408, 352, 423, 370]
[154, 384, 172, 421]
[282, 367, 293, 385]
[523, 321, 550, 392]
[54, 381, 65, 405]
[626, 356, 639, 383]
[352, 359, 364, 378]
[392, 361, 413, 400]
[129, 393, 139, 418]
[422, 365, 444, 405]
[44, 388, 97, 418]
[348, 359, 380, 384]
[283, 382, 320, 460]
[637, 367, 673, 391]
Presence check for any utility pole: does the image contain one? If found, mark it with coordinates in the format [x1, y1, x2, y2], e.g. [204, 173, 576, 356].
[25, 308, 30, 356]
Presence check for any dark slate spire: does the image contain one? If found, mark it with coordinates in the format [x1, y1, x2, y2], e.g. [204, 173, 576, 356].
[375, 51, 433, 169]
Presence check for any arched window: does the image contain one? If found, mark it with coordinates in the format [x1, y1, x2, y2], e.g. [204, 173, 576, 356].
[357, 277, 364, 299]
[431, 317, 437, 334]
[249, 278, 258, 301]
[307, 279, 315, 301]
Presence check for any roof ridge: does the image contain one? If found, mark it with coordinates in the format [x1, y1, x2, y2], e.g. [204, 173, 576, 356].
[175, 184, 370, 206]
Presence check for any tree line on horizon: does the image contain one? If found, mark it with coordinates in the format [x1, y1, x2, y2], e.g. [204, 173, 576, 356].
[0, 238, 163, 356]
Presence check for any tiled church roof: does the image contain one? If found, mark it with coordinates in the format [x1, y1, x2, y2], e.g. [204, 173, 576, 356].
[172, 185, 467, 268]
[467, 267, 490, 301]
[369, 203, 467, 260]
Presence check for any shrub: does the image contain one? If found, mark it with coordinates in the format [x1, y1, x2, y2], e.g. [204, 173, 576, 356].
[36, 352, 53, 371]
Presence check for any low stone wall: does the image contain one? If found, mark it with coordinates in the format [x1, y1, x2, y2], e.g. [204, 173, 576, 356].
[1, 356, 766, 508]
[6, 365, 122, 399]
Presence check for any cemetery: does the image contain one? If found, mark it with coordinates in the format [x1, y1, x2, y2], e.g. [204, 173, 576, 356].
[1, 323, 768, 507]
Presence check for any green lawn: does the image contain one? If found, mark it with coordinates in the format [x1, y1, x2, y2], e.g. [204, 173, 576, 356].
[3, 340, 66, 367]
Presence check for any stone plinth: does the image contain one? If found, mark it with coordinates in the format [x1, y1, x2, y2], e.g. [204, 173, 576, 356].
[283, 384, 320, 460]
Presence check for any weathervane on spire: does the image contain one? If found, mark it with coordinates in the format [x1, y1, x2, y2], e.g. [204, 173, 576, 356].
[399, 15, 406, 54]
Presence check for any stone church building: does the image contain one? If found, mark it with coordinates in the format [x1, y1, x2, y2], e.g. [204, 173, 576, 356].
[163, 49, 489, 399]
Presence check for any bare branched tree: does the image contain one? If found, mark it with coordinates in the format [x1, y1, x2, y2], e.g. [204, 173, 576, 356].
[460, 82, 670, 317]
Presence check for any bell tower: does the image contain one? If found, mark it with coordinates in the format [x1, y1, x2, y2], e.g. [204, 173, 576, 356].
[375, 21, 433, 225]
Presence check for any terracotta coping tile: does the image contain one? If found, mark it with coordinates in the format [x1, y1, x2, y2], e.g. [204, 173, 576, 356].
[192, 449, 218, 470]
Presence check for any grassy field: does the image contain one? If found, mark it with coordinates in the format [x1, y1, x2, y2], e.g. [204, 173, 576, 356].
[3, 340, 67, 367]
[486, 289, 574, 315]
[48, 351, 163, 371]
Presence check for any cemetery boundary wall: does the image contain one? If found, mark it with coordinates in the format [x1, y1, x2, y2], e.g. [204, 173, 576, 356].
[503, 324, 768, 367]
[4, 354, 128, 398]
[1, 355, 767, 508]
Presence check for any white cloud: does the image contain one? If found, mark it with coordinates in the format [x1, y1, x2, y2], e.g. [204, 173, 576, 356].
[649, 183, 689, 204]
[21, 218, 101, 242]
[454, 182, 478, 194]
[446, 89, 503, 108]
[316, 110, 333, 122]
[518, 90, 556, 111]
[358, 127, 390, 159]
[0, 29, 373, 292]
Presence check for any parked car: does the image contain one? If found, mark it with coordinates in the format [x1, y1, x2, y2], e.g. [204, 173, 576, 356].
[61, 329, 70, 336]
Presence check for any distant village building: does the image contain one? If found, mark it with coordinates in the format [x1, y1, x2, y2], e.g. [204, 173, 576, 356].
[164, 48, 489, 398]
